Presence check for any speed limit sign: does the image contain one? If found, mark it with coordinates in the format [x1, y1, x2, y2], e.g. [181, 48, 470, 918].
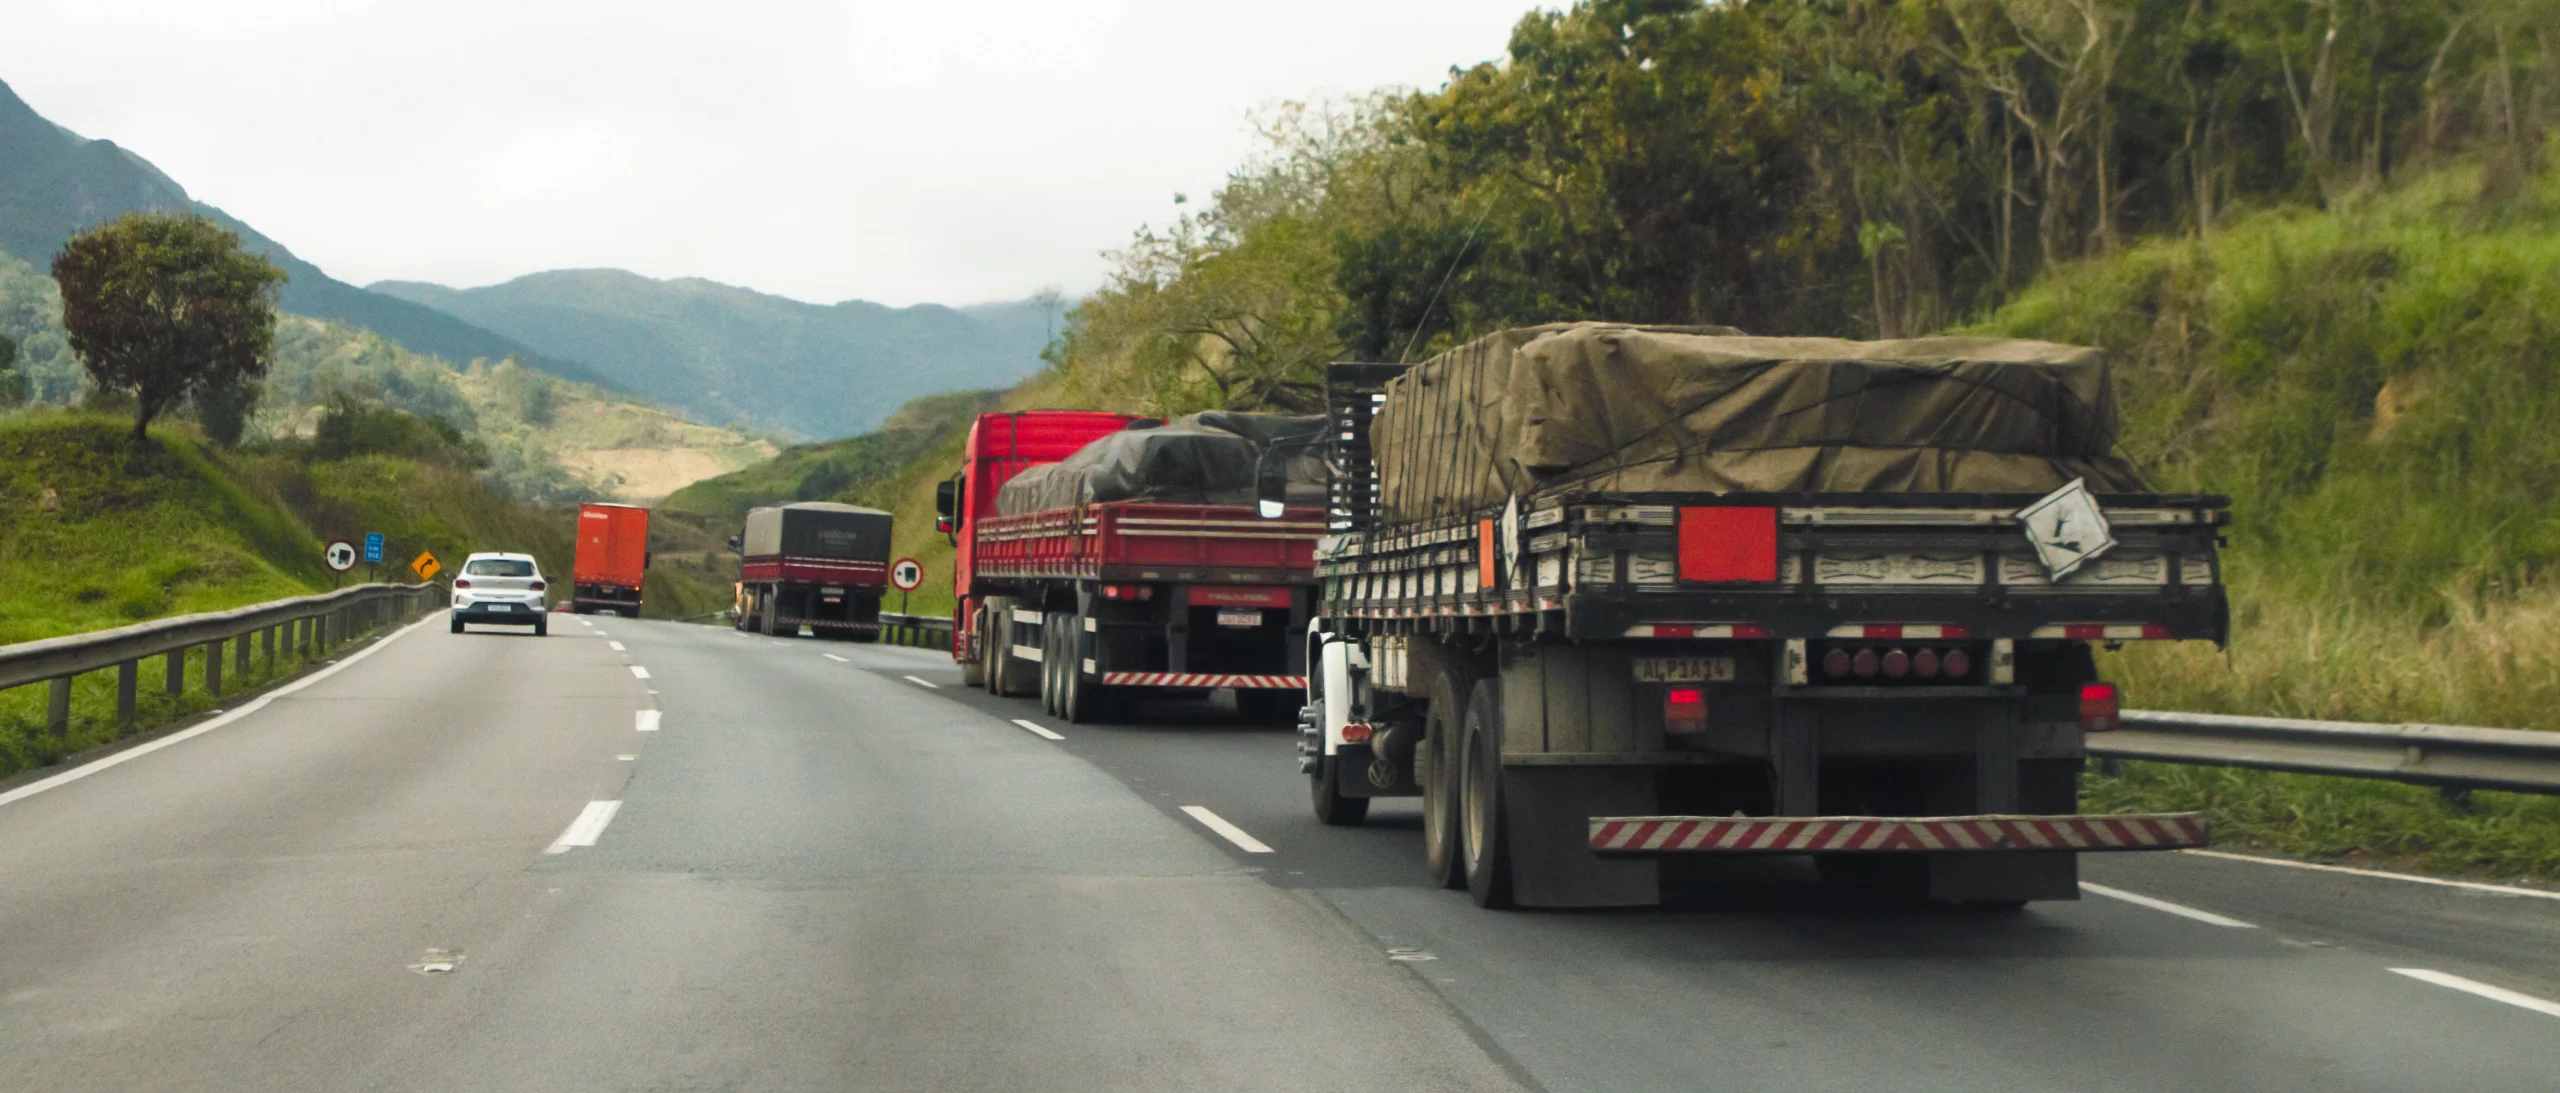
[890, 557, 924, 591]
[324, 540, 358, 572]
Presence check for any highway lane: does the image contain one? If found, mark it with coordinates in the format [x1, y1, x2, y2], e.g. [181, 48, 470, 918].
[0, 614, 1526, 1092]
[840, 634, 2560, 1093]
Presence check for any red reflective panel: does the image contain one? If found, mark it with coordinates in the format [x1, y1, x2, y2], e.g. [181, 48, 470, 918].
[1677, 507, 1778, 583]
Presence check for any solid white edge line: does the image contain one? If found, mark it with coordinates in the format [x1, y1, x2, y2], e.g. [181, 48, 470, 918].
[1180, 805, 1274, 854]
[902, 675, 939, 689]
[0, 611, 440, 812]
[1009, 718, 1065, 741]
[2182, 848, 2560, 902]
[629, 665, 650, 679]
[635, 710, 661, 733]
[822, 653, 849, 663]
[2391, 968, 2560, 1019]
[544, 799, 623, 855]
[2079, 882, 2256, 927]
[608, 641, 625, 652]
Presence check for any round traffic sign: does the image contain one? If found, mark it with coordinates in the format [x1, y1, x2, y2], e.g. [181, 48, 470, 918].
[890, 557, 924, 591]
[324, 540, 358, 572]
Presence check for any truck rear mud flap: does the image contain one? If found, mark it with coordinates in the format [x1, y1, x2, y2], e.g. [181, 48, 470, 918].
[1589, 813, 2207, 855]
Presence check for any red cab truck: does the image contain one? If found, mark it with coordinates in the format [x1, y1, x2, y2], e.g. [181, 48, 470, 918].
[734, 502, 894, 640]
[935, 410, 1329, 722]
[572, 502, 650, 617]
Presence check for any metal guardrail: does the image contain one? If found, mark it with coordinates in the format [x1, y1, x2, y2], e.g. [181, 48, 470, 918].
[879, 611, 953, 652]
[0, 582, 445, 737]
[2095, 710, 2560, 798]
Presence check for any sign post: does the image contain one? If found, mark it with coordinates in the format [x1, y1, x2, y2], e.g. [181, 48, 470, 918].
[324, 540, 357, 589]
[890, 557, 923, 619]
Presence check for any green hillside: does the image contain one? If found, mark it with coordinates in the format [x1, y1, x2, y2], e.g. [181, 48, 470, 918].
[371, 270, 1053, 439]
[660, 388, 997, 528]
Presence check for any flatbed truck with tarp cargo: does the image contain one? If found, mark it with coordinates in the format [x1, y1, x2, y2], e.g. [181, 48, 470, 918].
[936, 410, 1329, 722]
[1272, 323, 2228, 909]
[734, 501, 893, 640]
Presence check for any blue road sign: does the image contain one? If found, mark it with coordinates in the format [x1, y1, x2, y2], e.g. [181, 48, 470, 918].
[364, 532, 385, 563]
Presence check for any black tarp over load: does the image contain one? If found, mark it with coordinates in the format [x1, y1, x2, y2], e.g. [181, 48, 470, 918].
[994, 411, 1327, 515]
[1370, 322, 2145, 522]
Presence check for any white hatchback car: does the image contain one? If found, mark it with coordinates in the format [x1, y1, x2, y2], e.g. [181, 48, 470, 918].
[451, 552, 550, 635]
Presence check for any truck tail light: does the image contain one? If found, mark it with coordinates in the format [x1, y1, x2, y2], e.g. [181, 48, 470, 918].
[1851, 648, 1879, 678]
[1664, 687, 1708, 735]
[1943, 648, 1971, 680]
[1881, 649, 1910, 679]
[1822, 648, 1851, 678]
[1913, 648, 1941, 679]
[453, 579, 471, 589]
[1101, 584, 1155, 601]
[2079, 683, 2121, 733]
[1341, 722, 1373, 743]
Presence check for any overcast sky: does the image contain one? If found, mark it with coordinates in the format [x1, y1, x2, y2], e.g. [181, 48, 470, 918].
[2, 1, 1534, 306]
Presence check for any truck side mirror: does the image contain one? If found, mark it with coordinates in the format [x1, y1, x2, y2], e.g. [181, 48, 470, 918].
[1255, 447, 1289, 519]
[934, 478, 957, 519]
[725, 535, 742, 553]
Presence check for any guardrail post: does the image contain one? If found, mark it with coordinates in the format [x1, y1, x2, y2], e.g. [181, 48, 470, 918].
[233, 630, 250, 679]
[262, 624, 276, 669]
[47, 676, 71, 737]
[117, 660, 137, 727]
[166, 647, 185, 697]
[206, 638, 224, 696]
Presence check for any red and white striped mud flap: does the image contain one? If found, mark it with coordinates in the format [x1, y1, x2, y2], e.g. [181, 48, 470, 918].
[1100, 673, 1306, 690]
[1588, 813, 2208, 854]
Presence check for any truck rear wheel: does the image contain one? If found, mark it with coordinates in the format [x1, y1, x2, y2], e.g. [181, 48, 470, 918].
[989, 603, 1039, 697]
[960, 607, 988, 688]
[760, 591, 781, 636]
[1042, 612, 1070, 715]
[1460, 677, 1514, 909]
[1421, 665, 1472, 890]
[1310, 755, 1371, 826]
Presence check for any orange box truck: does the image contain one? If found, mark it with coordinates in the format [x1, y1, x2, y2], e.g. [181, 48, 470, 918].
[573, 503, 650, 617]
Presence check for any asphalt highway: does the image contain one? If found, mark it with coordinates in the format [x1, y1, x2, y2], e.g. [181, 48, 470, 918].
[3, 613, 2555, 1092]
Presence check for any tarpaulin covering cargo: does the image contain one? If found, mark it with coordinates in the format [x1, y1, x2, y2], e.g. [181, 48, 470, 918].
[743, 502, 893, 560]
[995, 411, 1326, 515]
[1372, 322, 2144, 521]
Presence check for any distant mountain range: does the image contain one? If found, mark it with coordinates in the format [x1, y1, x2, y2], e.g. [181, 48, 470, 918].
[0, 78, 614, 390]
[1, 76, 1056, 441]
[373, 272, 1055, 439]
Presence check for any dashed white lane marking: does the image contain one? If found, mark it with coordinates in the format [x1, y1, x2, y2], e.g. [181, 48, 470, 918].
[635, 710, 661, 733]
[2183, 849, 2560, 902]
[822, 653, 850, 663]
[0, 613, 436, 812]
[2080, 882, 2255, 928]
[2391, 969, 2560, 1019]
[544, 800, 622, 854]
[629, 666, 650, 679]
[1009, 718, 1065, 741]
[616, 754, 636, 762]
[902, 675, 939, 689]
[1180, 806, 1274, 854]
[609, 641, 626, 652]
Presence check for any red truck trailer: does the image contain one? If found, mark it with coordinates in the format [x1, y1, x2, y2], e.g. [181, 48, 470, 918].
[735, 501, 894, 640]
[571, 502, 650, 617]
[935, 410, 1329, 722]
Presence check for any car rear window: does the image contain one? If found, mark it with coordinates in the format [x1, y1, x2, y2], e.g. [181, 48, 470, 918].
[465, 559, 536, 577]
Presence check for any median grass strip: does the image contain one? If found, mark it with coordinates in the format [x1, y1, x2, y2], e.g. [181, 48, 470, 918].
[2084, 761, 2560, 885]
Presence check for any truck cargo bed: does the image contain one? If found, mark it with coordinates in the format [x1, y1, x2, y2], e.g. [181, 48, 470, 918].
[974, 501, 1327, 585]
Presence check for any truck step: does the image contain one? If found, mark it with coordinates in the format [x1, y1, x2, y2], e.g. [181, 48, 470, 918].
[1589, 813, 2206, 854]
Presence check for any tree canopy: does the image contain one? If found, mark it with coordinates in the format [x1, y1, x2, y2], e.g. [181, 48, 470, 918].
[1038, 0, 2554, 417]
[51, 212, 286, 441]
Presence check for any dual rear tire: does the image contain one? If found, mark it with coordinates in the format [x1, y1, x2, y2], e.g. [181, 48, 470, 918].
[1416, 668, 1513, 908]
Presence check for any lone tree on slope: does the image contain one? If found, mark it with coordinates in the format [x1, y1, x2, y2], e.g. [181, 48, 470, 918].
[53, 212, 285, 442]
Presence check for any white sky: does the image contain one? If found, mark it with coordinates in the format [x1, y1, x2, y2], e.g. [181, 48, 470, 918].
[2, 1, 1535, 306]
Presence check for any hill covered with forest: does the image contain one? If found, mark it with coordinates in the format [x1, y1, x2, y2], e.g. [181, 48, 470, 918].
[372, 271, 1055, 439]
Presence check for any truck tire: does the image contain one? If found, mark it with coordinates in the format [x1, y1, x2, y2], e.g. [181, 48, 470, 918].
[1043, 612, 1070, 716]
[1310, 755, 1370, 826]
[1460, 677, 1514, 909]
[960, 607, 988, 688]
[761, 590, 782, 636]
[1421, 665, 1473, 890]
[989, 604, 1039, 697]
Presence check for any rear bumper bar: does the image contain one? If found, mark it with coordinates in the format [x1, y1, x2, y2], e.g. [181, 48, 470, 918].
[1101, 672, 1305, 690]
[1589, 813, 2207, 854]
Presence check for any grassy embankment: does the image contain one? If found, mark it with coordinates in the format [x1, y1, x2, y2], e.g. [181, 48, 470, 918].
[1973, 154, 2560, 880]
[0, 410, 729, 775]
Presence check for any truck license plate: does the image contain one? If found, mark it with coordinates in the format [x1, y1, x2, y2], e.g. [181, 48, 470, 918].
[1215, 608, 1262, 628]
[822, 587, 846, 595]
[1634, 656, 1735, 683]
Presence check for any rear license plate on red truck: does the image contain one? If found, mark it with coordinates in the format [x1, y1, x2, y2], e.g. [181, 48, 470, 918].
[1215, 609, 1261, 628]
[1634, 657, 1735, 682]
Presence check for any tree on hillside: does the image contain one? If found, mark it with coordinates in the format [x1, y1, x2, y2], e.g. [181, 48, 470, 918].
[0, 332, 21, 407]
[52, 212, 286, 442]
